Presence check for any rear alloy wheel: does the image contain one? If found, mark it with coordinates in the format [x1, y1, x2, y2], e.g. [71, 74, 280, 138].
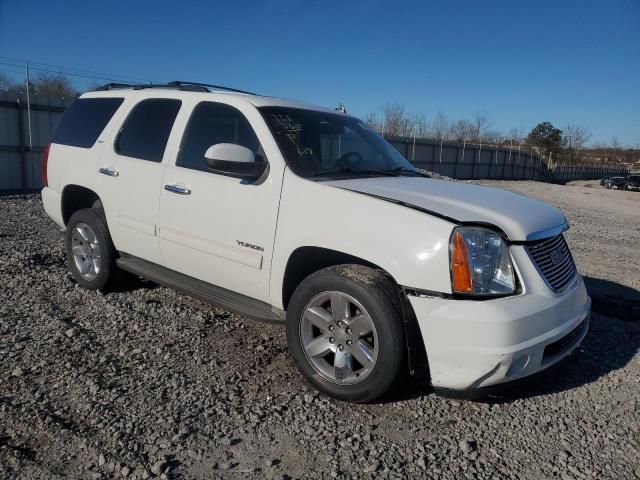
[287, 265, 406, 403]
[65, 208, 117, 290]
[70, 222, 101, 281]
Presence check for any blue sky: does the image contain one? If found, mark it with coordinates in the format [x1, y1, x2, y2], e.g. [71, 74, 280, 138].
[1, 0, 638, 146]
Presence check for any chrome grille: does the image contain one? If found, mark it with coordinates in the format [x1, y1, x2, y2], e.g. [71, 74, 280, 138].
[526, 234, 577, 292]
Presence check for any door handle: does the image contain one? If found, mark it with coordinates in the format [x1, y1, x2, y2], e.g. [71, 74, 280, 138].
[99, 167, 119, 177]
[164, 184, 191, 195]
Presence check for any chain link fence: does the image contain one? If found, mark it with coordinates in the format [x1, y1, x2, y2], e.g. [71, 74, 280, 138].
[386, 136, 629, 183]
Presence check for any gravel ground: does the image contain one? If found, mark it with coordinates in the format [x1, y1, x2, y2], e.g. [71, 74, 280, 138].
[1, 182, 639, 480]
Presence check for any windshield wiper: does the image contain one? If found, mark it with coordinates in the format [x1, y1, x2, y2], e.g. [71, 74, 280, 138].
[312, 167, 398, 177]
[380, 167, 430, 177]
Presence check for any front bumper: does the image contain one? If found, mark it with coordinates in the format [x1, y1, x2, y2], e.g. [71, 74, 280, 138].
[408, 274, 591, 392]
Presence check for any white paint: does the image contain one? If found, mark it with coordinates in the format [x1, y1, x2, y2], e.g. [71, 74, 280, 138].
[324, 177, 568, 241]
[411, 248, 591, 390]
[42, 86, 591, 393]
[204, 143, 255, 163]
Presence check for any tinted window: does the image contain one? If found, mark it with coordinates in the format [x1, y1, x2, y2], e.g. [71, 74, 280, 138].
[116, 99, 181, 162]
[53, 97, 123, 148]
[177, 102, 261, 170]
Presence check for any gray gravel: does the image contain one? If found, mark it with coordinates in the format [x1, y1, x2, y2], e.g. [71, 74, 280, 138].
[1, 184, 639, 479]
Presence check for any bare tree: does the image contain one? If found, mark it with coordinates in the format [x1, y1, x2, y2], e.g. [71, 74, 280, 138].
[87, 81, 104, 91]
[610, 136, 623, 163]
[0, 73, 12, 90]
[381, 103, 411, 136]
[563, 123, 591, 161]
[406, 112, 430, 139]
[431, 112, 449, 140]
[481, 130, 506, 145]
[359, 104, 626, 169]
[449, 119, 474, 143]
[0, 73, 23, 94]
[362, 112, 382, 133]
[470, 112, 492, 142]
[610, 137, 622, 150]
[0, 71, 79, 98]
[32, 72, 78, 98]
[509, 128, 526, 145]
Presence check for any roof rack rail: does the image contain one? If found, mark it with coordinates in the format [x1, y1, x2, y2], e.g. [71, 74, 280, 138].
[167, 81, 257, 95]
[93, 81, 256, 95]
[94, 82, 143, 91]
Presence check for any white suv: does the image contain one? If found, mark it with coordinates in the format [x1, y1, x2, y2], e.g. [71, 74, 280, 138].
[41, 81, 591, 402]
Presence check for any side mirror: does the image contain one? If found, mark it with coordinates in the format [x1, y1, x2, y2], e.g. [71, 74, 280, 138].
[204, 143, 267, 181]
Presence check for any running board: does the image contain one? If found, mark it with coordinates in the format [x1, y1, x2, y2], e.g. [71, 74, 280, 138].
[116, 253, 284, 323]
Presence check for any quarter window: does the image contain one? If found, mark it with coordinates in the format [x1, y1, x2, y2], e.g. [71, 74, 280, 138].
[53, 97, 124, 148]
[116, 99, 181, 162]
[177, 102, 261, 170]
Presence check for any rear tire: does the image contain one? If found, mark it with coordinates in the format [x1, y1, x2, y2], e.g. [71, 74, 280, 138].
[286, 265, 405, 403]
[65, 208, 118, 290]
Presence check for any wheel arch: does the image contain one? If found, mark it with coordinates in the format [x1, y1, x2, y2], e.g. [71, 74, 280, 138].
[281, 245, 430, 385]
[61, 184, 103, 225]
[281, 246, 384, 311]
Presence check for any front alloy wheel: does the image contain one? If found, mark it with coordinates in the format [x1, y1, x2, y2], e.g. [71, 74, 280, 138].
[286, 265, 406, 403]
[300, 291, 379, 385]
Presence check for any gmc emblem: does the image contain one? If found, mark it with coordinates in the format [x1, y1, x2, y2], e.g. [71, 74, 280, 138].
[549, 249, 563, 266]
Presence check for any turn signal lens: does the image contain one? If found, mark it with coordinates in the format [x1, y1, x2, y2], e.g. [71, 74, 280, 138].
[451, 231, 473, 293]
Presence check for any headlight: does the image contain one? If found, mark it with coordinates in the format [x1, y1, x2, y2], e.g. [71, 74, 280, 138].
[450, 226, 516, 296]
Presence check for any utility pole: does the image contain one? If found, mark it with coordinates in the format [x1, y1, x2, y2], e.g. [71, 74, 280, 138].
[25, 62, 33, 150]
[412, 131, 416, 162]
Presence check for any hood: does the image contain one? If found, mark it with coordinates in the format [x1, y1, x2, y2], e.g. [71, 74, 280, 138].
[324, 177, 567, 242]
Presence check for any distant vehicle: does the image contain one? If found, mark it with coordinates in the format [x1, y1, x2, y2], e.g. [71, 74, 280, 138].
[607, 177, 627, 190]
[600, 176, 609, 186]
[626, 174, 640, 191]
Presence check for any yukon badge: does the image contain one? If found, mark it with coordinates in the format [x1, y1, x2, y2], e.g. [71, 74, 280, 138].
[237, 240, 264, 252]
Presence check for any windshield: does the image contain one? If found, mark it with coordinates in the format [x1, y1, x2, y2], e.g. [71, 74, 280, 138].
[259, 106, 420, 179]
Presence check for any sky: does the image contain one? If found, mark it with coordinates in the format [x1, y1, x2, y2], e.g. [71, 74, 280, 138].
[0, 0, 638, 146]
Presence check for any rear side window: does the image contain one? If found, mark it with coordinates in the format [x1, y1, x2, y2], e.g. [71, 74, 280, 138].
[116, 99, 181, 162]
[53, 97, 123, 148]
[177, 102, 261, 170]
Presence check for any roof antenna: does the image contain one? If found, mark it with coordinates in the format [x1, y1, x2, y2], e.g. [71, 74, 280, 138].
[335, 102, 347, 114]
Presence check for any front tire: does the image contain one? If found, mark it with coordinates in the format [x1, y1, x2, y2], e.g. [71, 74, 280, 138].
[65, 208, 117, 290]
[286, 265, 405, 403]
